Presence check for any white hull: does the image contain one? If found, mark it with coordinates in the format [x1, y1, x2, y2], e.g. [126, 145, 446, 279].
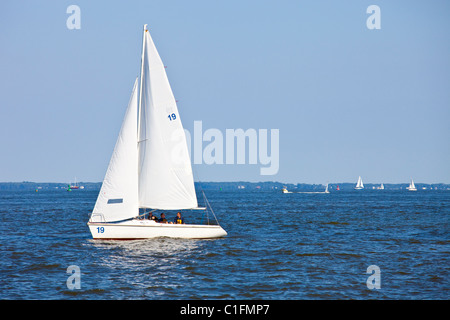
[88, 219, 227, 240]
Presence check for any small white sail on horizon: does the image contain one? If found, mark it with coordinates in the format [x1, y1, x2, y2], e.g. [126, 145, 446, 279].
[407, 178, 417, 191]
[355, 176, 364, 190]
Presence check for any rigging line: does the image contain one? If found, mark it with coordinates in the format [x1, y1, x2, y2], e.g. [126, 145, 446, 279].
[201, 190, 210, 225]
[191, 154, 221, 225]
[195, 172, 220, 225]
[203, 191, 220, 225]
[192, 167, 206, 206]
[192, 167, 210, 220]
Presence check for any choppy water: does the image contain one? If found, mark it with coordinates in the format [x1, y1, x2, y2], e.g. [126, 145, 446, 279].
[0, 189, 448, 299]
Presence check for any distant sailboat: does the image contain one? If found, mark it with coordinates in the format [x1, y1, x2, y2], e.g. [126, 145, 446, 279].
[407, 179, 417, 191]
[324, 183, 330, 194]
[69, 177, 83, 190]
[355, 176, 364, 190]
[281, 186, 290, 193]
[378, 183, 384, 190]
[87, 25, 227, 239]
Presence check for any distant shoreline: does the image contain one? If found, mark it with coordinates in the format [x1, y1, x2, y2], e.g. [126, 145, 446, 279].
[1, 181, 449, 191]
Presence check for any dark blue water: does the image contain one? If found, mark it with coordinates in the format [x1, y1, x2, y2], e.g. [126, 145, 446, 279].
[0, 189, 448, 299]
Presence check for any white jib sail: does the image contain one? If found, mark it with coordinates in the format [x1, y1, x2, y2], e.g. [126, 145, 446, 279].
[92, 79, 139, 222]
[138, 26, 197, 210]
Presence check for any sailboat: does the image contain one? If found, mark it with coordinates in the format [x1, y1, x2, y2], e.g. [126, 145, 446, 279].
[378, 183, 384, 190]
[355, 176, 364, 190]
[87, 25, 227, 239]
[69, 177, 83, 190]
[406, 179, 417, 191]
[281, 186, 290, 193]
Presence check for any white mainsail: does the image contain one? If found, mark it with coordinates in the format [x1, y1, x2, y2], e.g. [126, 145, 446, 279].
[138, 25, 197, 210]
[92, 79, 139, 222]
[355, 176, 364, 189]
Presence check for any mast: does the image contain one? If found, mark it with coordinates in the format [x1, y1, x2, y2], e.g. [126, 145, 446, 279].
[137, 24, 147, 147]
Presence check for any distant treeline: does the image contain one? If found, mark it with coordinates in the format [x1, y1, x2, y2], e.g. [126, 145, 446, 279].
[0, 182, 101, 190]
[196, 181, 450, 191]
[1, 181, 449, 191]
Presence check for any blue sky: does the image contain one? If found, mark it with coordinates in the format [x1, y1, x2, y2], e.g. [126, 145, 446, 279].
[0, 0, 449, 184]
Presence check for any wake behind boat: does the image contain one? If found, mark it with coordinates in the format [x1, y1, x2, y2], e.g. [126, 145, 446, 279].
[297, 183, 330, 194]
[282, 184, 330, 194]
[87, 25, 227, 239]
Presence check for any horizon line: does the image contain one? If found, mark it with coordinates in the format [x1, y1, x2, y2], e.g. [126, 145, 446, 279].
[1, 180, 449, 185]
